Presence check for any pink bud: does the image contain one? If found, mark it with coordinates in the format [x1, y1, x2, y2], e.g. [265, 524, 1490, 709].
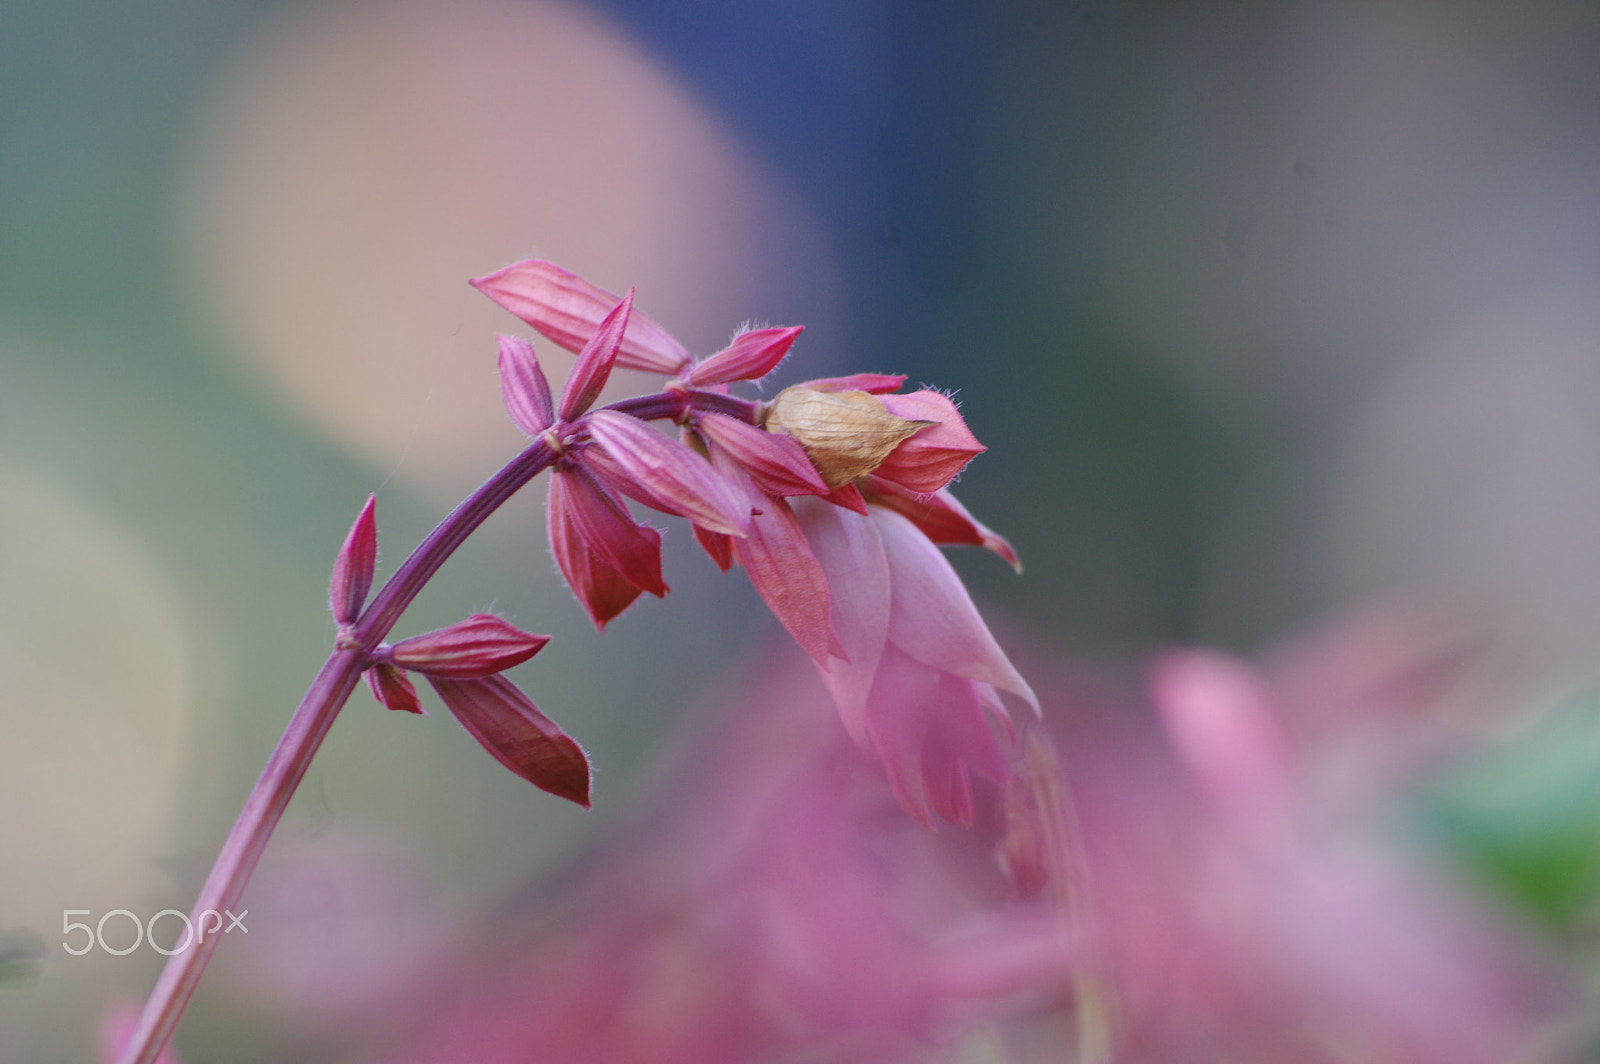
[583, 409, 750, 536]
[470, 260, 690, 375]
[428, 674, 591, 807]
[498, 334, 554, 436]
[695, 412, 829, 496]
[387, 614, 551, 679]
[558, 289, 633, 421]
[365, 662, 424, 715]
[688, 325, 803, 386]
[329, 494, 378, 626]
[873, 390, 986, 493]
[798, 372, 907, 394]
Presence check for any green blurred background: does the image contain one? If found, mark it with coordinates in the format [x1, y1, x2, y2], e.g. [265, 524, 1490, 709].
[7, 0, 1600, 1059]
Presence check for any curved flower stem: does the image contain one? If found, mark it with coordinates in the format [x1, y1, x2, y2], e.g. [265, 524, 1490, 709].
[115, 438, 557, 1064]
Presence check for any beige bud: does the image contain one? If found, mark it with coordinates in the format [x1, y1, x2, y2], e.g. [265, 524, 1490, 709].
[764, 386, 931, 488]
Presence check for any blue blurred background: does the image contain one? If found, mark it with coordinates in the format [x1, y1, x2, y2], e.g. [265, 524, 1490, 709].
[7, 0, 1600, 1059]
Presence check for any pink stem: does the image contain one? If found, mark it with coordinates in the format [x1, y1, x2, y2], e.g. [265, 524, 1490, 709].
[114, 437, 557, 1064]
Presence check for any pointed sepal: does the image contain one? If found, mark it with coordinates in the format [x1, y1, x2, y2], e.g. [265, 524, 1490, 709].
[874, 390, 986, 493]
[696, 412, 828, 497]
[558, 289, 633, 421]
[798, 372, 907, 395]
[330, 494, 378, 626]
[470, 260, 689, 375]
[428, 674, 591, 807]
[688, 325, 803, 386]
[366, 662, 424, 714]
[498, 334, 555, 436]
[584, 410, 750, 536]
[388, 614, 551, 678]
[860, 477, 1020, 571]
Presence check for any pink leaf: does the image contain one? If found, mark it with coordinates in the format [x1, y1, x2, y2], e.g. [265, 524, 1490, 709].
[388, 614, 551, 678]
[329, 494, 377, 626]
[470, 260, 689, 375]
[497, 334, 554, 436]
[688, 325, 803, 385]
[428, 674, 591, 807]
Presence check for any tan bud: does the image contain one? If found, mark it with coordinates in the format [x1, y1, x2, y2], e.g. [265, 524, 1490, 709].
[763, 386, 931, 488]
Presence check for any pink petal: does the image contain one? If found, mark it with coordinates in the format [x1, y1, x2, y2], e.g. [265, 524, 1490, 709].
[710, 450, 834, 662]
[688, 325, 803, 385]
[497, 334, 554, 436]
[1150, 649, 1294, 835]
[470, 260, 690, 375]
[546, 475, 648, 629]
[329, 493, 377, 626]
[554, 466, 667, 598]
[799, 372, 907, 394]
[696, 412, 828, 496]
[860, 646, 1007, 827]
[428, 674, 591, 807]
[793, 496, 891, 743]
[873, 508, 1037, 713]
[860, 477, 1020, 571]
[366, 662, 424, 714]
[583, 409, 750, 536]
[874, 391, 986, 493]
[558, 289, 633, 421]
[389, 614, 551, 679]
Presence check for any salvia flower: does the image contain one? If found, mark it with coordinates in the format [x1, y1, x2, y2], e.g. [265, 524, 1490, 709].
[477, 259, 1030, 823]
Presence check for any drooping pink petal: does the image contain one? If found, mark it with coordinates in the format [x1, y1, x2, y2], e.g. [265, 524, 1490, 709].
[874, 391, 986, 493]
[799, 372, 907, 394]
[860, 477, 1020, 571]
[553, 466, 667, 598]
[793, 496, 891, 743]
[860, 646, 1008, 827]
[873, 508, 1038, 712]
[583, 409, 750, 536]
[558, 289, 633, 421]
[470, 260, 690, 375]
[428, 674, 591, 807]
[329, 493, 377, 626]
[696, 412, 828, 496]
[688, 325, 803, 386]
[388, 614, 551, 679]
[497, 334, 554, 436]
[366, 662, 424, 714]
[710, 450, 833, 662]
[1150, 649, 1294, 838]
[546, 474, 648, 629]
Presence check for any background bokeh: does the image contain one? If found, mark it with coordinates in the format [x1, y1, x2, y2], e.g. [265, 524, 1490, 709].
[6, 0, 1600, 1059]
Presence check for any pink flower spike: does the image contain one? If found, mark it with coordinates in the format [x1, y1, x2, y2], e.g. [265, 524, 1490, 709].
[470, 260, 690, 375]
[558, 288, 633, 421]
[547, 473, 646, 629]
[329, 494, 378, 626]
[688, 325, 804, 386]
[428, 674, 591, 807]
[553, 466, 667, 598]
[584, 409, 750, 536]
[800, 372, 908, 394]
[861, 477, 1021, 572]
[389, 614, 551, 679]
[696, 411, 828, 496]
[497, 334, 554, 436]
[366, 662, 424, 714]
[874, 391, 986, 493]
